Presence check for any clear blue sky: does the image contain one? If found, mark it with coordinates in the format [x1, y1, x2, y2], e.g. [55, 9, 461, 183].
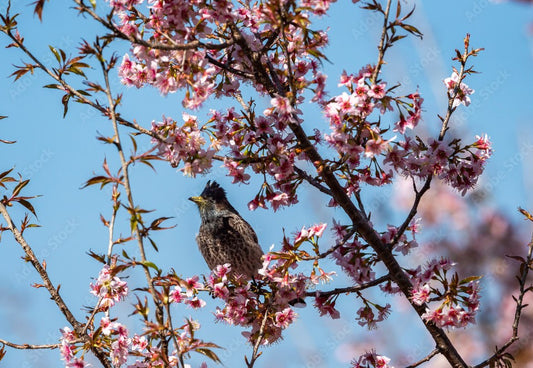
[1, 1, 532, 367]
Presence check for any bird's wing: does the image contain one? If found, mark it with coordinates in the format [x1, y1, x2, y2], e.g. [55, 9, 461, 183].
[223, 215, 262, 252]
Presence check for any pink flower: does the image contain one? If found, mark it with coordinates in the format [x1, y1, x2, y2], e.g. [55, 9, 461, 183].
[100, 316, 117, 336]
[443, 71, 474, 108]
[270, 95, 294, 117]
[368, 83, 387, 99]
[170, 286, 185, 303]
[66, 358, 88, 368]
[90, 265, 128, 310]
[473, 134, 492, 151]
[364, 136, 394, 158]
[213, 282, 230, 299]
[224, 158, 250, 183]
[410, 283, 431, 306]
[184, 276, 203, 296]
[308, 223, 327, 238]
[314, 295, 341, 319]
[131, 334, 148, 352]
[269, 192, 290, 212]
[274, 307, 297, 328]
[351, 349, 392, 368]
[186, 297, 207, 309]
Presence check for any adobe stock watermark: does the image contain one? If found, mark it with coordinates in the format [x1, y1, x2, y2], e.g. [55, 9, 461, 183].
[476, 138, 533, 198]
[465, 0, 493, 23]
[304, 322, 354, 368]
[19, 148, 55, 179]
[9, 34, 75, 101]
[450, 69, 511, 130]
[13, 217, 80, 285]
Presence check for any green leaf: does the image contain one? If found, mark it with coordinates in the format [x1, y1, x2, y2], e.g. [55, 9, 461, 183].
[195, 348, 222, 364]
[49, 45, 60, 63]
[459, 275, 482, 285]
[148, 237, 159, 252]
[141, 260, 160, 273]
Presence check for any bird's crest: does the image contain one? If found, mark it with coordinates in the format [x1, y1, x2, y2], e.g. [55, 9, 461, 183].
[200, 181, 227, 202]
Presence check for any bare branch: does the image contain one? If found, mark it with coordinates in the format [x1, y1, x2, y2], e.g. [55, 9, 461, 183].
[306, 274, 391, 298]
[473, 229, 533, 368]
[406, 349, 440, 368]
[0, 339, 61, 350]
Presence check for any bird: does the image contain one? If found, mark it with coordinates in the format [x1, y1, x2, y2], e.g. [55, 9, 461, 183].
[189, 181, 264, 279]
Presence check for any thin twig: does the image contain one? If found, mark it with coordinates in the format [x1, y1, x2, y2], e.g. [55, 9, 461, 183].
[0, 203, 113, 368]
[391, 44, 470, 248]
[406, 349, 440, 368]
[472, 230, 533, 368]
[293, 166, 333, 196]
[97, 46, 169, 358]
[370, 0, 392, 83]
[245, 306, 270, 368]
[0, 28, 163, 142]
[0, 203, 80, 329]
[305, 274, 391, 298]
[302, 228, 356, 261]
[0, 339, 62, 350]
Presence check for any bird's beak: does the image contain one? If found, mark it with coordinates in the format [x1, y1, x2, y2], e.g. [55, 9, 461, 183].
[189, 196, 204, 204]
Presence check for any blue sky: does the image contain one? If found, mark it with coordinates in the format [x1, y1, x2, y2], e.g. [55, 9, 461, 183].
[1, 1, 533, 367]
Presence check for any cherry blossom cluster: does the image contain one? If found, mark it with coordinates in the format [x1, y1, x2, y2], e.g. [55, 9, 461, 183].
[150, 113, 215, 176]
[351, 349, 393, 368]
[204, 223, 334, 344]
[61, 264, 217, 367]
[408, 258, 481, 329]
[206, 263, 301, 345]
[115, 0, 331, 105]
[59, 327, 84, 368]
[89, 264, 129, 311]
[112, 0, 336, 212]
[385, 134, 492, 195]
[323, 66, 394, 190]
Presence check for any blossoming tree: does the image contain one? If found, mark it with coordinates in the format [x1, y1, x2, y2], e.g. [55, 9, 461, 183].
[1, 1, 532, 368]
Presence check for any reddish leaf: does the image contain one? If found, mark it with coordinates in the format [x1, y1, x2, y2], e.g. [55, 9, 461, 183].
[17, 198, 38, 218]
[32, 0, 47, 21]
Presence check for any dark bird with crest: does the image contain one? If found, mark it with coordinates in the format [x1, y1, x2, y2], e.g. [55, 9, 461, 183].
[189, 181, 264, 279]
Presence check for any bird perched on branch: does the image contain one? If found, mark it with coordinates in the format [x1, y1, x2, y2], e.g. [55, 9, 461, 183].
[189, 181, 264, 279]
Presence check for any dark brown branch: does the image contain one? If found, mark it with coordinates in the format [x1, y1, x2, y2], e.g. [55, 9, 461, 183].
[227, 14, 470, 368]
[293, 166, 333, 196]
[306, 274, 390, 298]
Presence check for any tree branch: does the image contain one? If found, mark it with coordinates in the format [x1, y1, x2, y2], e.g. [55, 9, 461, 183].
[472, 228, 533, 368]
[406, 349, 440, 368]
[0, 339, 61, 350]
[306, 274, 390, 298]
